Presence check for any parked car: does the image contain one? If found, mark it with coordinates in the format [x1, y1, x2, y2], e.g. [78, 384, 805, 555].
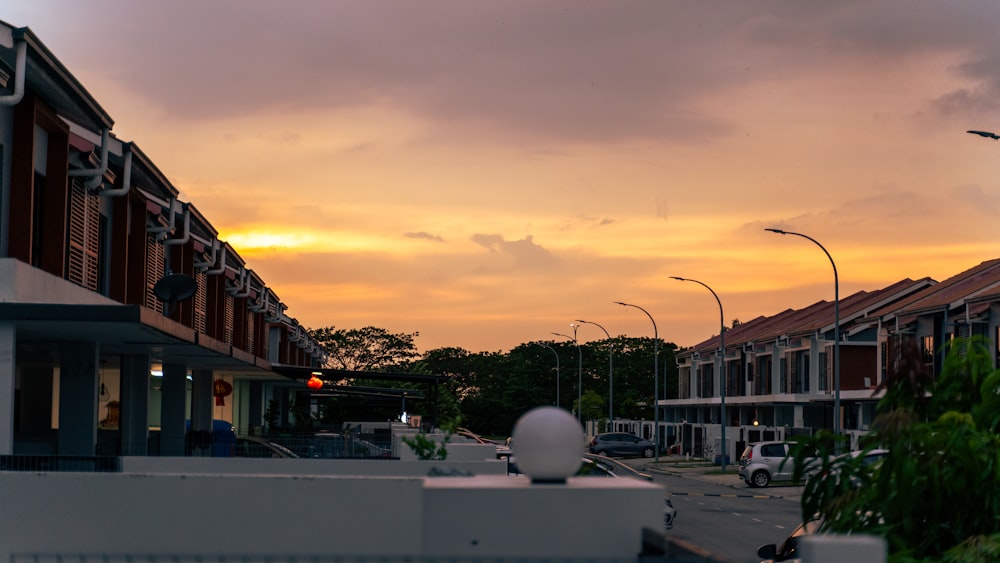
[806, 447, 889, 489]
[739, 441, 816, 488]
[757, 518, 822, 562]
[589, 432, 656, 458]
[579, 453, 678, 529]
[456, 427, 512, 459]
[581, 453, 653, 480]
[233, 436, 299, 458]
[508, 453, 676, 529]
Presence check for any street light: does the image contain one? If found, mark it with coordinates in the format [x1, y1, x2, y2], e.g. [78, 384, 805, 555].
[553, 326, 583, 425]
[614, 301, 660, 462]
[670, 276, 728, 471]
[539, 343, 561, 409]
[576, 319, 614, 432]
[765, 228, 840, 440]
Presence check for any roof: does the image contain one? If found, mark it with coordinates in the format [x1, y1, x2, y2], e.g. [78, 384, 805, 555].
[0, 22, 113, 131]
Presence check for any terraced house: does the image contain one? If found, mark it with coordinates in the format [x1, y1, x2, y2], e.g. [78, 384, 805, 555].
[666, 259, 1000, 463]
[0, 21, 326, 461]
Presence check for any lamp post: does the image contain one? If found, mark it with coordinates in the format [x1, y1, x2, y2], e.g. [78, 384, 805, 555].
[539, 343, 561, 409]
[765, 228, 840, 440]
[553, 326, 583, 425]
[670, 276, 728, 471]
[576, 319, 614, 432]
[614, 301, 660, 462]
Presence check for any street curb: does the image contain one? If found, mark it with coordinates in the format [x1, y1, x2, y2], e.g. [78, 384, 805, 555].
[639, 463, 794, 500]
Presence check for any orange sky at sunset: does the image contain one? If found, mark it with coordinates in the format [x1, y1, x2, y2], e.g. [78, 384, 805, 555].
[7, 2, 1000, 353]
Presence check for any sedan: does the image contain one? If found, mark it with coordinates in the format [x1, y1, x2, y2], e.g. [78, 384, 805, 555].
[588, 432, 656, 458]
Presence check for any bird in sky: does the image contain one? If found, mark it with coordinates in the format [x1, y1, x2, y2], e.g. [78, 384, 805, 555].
[967, 130, 1000, 140]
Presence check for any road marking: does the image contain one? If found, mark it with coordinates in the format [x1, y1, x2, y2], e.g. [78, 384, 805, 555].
[669, 492, 772, 499]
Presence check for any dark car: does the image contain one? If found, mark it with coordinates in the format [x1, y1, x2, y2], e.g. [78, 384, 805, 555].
[589, 432, 656, 458]
[234, 436, 299, 458]
[508, 453, 676, 529]
[757, 518, 822, 562]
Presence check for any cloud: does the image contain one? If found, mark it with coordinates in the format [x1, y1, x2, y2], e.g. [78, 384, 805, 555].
[404, 231, 446, 243]
[470, 234, 555, 269]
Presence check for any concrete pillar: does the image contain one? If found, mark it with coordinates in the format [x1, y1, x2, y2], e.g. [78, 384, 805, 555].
[160, 362, 188, 456]
[247, 380, 263, 435]
[17, 366, 55, 456]
[120, 354, 150, 455]
[189, 369, 213, 433]
[0, 323, 14, 455]
[58, 342, 99, 456]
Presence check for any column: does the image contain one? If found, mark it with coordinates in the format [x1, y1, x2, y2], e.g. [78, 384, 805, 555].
[57, 342, 99, 456]
[160, 362, 187, 456]
[119, 354, 150, 456]
[188, 369, 213, 457]
[0, 323, 14, 455]
[189, 369, 213, 431]
[247, 380, 263, 435]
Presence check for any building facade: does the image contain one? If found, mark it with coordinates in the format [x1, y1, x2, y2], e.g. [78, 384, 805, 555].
[0, 21, 325, 459]
[666, 260, 1000, 462]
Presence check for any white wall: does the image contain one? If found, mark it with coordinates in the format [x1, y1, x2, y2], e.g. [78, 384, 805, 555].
[122, 455, 510, 476]
[0, 470, 664, 559]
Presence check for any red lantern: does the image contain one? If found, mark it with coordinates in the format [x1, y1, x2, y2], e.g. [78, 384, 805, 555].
[213, 379, 233, 406]
[307, 375, 323, 390]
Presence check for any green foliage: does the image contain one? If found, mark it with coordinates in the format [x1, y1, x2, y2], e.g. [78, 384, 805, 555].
[263, 399, 280, 433]
[578, 389, 605, 422]
[401, 433, 449, 461]
[401, 415, 461, 461]
[792, 336, 1000, 562]
[298, 324, 680, 448]
[309, 325, 420, 371]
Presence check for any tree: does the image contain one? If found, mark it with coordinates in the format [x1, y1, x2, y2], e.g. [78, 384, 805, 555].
[309, 325, 420, 371]
[792, 336, 1000, 562]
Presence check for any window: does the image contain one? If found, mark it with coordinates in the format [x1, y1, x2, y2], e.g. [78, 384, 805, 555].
[761, 443, 786, 457]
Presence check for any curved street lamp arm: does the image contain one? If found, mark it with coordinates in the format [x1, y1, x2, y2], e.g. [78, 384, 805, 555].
[669, 277, 724, 330]
[614, 300, 660, 461]
[613, 302, 657, 340]
[575, 319, 611, 340]
[764, 229, 838, 289]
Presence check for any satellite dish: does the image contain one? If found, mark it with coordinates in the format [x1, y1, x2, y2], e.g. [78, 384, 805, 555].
[153, 273, 198, 315]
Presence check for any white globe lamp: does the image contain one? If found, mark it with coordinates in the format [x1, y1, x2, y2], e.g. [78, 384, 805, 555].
[511, 406, 584, 484]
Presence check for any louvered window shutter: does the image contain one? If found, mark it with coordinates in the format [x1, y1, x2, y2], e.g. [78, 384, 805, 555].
[194, 271, 207, 334]
[144, 234, 164, 314]
[66, 179, 100, 291]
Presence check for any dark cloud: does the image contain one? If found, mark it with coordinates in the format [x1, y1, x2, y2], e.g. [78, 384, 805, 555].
[29, 1, 1000, 147]
[470, 234, 554, 269]
[403, 231, 446, 243]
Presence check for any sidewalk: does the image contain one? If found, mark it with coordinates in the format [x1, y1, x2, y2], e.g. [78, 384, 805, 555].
[622, 454, 804, 500]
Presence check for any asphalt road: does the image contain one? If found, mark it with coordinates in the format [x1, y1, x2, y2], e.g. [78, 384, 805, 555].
[627, 460, 807, 563]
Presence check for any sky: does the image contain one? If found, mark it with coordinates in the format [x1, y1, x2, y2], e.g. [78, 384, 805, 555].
[7, 1, 1000, 353]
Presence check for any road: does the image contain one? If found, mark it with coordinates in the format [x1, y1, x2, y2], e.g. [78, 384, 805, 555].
[651, 471, 806, 563]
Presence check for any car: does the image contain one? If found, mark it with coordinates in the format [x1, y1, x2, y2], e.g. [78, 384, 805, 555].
[806, 448, 889, 489]
[234, 436, 299, 458]
[456, 427, 512, 459]
[580, 453, 678, 530]
[588, 432, 656, 458]
[738, 441, 816, 488]
[757, 518, 822, 562]
[581, 453, 654, 481]
[508, 453, 676, 529]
